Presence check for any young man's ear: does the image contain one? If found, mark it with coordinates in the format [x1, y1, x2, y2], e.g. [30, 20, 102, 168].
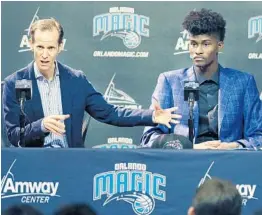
[188, 206, 195, 215]
[218, 41, 224, 51]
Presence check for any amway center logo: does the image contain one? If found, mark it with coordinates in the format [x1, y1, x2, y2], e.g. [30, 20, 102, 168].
[93, 163, 166, 215]
[19, 7, 67, 53]
[1, 159, 60, 204]
[248, 15, 262, 59]
[174, 30, 190, 55]
[93, 7, 149, 49]
[104, 73, 142, 109]
[199, 161, 258, 206]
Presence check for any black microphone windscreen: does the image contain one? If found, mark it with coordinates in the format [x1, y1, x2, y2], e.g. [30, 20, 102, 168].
[15, 80, 32, 101]
[184, 81, 199, 101]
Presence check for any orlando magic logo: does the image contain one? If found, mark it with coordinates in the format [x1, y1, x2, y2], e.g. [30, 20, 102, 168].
[93, 163, 166, 215]
[248, 15, 262, 43]
[93, 7, 149, 49]
[104, 191, 155, 215]
[163, 140, 183, 149]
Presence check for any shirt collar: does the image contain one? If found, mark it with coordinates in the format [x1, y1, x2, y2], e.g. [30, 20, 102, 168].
[34, 61, 60, 80]
[194, 66, 219, 85]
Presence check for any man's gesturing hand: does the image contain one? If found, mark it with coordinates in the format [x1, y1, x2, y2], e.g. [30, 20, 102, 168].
[43, 114, 70, 136]
[152, 102, 182, 128]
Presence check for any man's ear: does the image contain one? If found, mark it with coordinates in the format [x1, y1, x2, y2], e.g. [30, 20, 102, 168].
[218, 41, 224, 52]
[58, 42, 64, 53]
[188, 206, 195, 215]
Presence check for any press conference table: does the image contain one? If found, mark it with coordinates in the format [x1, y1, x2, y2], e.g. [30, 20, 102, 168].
[2, 148, 262, 215]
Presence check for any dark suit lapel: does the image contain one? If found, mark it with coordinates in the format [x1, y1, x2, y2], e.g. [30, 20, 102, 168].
[218, 66, 234, 136]
[58, 62, 73, 146]
[25, 62, 44, 120]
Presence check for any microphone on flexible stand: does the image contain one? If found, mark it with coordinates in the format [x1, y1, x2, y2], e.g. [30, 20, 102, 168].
[184, 81, 199, 143]
[15, 79, 32, 147]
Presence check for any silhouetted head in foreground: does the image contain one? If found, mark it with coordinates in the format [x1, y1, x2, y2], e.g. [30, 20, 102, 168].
[188, 178, 242, 215]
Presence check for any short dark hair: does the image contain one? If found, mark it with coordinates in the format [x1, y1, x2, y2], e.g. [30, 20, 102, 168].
[192, 178, 242, 215]
[30, 18, 64, 44]
[54, 203, 97, 215]
[182, 8, 226, 41]
[3, 204, 43, 215]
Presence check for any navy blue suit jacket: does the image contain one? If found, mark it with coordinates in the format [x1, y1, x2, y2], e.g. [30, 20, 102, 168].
[3, 62, 154, 147]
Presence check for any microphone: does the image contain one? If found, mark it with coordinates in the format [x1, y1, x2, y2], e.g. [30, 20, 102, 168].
[184, 81, 199, 143]
[15, 79, 32, 102]
[15, 80, 32, 147]
[184, 81, 199, 102]
[151, 134, 193, 149]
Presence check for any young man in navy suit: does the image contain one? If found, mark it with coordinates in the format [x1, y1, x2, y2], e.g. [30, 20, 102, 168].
[2, 18, 181, 148]
[141, 8, 262, 149]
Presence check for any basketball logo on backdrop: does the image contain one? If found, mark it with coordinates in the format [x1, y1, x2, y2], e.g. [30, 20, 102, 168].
[18, 7, 67, 53]
[93, 137, 137, 149]
[93, 7, 149, 49]
[248, 15, 262, 59]
[93, 163, 166, 215]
